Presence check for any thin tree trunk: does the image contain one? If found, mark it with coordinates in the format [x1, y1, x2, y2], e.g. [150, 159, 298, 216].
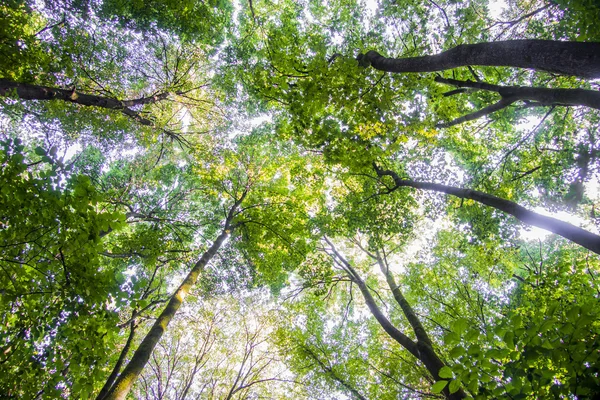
[376, 252, 432, 345]
[301, 345, 368, 400]
[374, 167, 600, 255]
[376, 253, 466, 399]
[358, 40, 600, 79]
[354, 277, 421, 357]
[354, 273, 465, 398]
[0, 78, 170, 126]
[102, 196, 245, 400]
[323, 237, 420, 358]
[325, 238, 465, 399]
[96, 320, 137, 400]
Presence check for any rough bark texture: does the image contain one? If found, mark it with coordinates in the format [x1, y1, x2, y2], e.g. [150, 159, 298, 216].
[359, 40, 600, 78]
[102, 197, 244, 400]
[375, 167, 600, 255]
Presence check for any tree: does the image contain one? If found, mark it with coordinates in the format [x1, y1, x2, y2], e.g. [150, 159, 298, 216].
[322, 237, 467, 399]
[0, 138, 128, 398]
[1, 0, 600, 399]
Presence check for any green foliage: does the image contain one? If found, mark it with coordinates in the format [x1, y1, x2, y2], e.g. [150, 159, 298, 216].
[442, 244, 600, 399]
[1, 0, 600, 398]
[0, 1, 52, 81]
[552, 0, 600, 40]
[0, 138, 127, 398]
[99, 0, 232, 44]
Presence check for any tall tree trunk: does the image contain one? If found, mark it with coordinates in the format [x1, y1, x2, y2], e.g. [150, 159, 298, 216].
[102, 197, 244, 400]
[0, 78, 170, 126]
[358, 40, 600, 79]
[374, 167, 600, 255]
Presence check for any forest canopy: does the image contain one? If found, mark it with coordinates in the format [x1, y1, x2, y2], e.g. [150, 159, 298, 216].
[1, 0, 599, 399]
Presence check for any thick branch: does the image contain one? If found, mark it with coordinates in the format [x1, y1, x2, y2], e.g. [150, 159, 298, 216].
[437, 97, 516, 128]
[0, 79, 170, 126]
[375, 167, 600, 255]
[435, 77, 600, 110]
[358, 40, 600, 78]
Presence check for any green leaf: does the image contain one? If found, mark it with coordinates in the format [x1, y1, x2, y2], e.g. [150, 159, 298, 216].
[432, 380, 448, 393]
[449, 379, 461, 394]
[444, 332, 460, 345]
[439, 366, 454, 379]
[504, 331, 515, 348]
[451, 318, 469, 335]
[449, 345, 466, 358]
[566, 306, 580, 321]
[34, 146, 46, 155]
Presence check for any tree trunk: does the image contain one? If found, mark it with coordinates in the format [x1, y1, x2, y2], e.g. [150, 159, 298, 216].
[350, 265, 465, 399]
[354, 278, 421, 358]
[359, 40, 600, 79]
[375, 167, 600, 255]
[96, 321, 136, 400]
[102, 197, 244, 400]
[376, 253, 433, 346]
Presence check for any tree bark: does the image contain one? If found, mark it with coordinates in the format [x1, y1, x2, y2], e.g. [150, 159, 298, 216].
[358, 40, 600, 79]
[0, 78, 170, 126]
[354, 276, 422, 358]
[436, 77, 600, 110]
[102, 196, 244, 400]
[376, 252, 432, 345]
[375, 167, 600, 255]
